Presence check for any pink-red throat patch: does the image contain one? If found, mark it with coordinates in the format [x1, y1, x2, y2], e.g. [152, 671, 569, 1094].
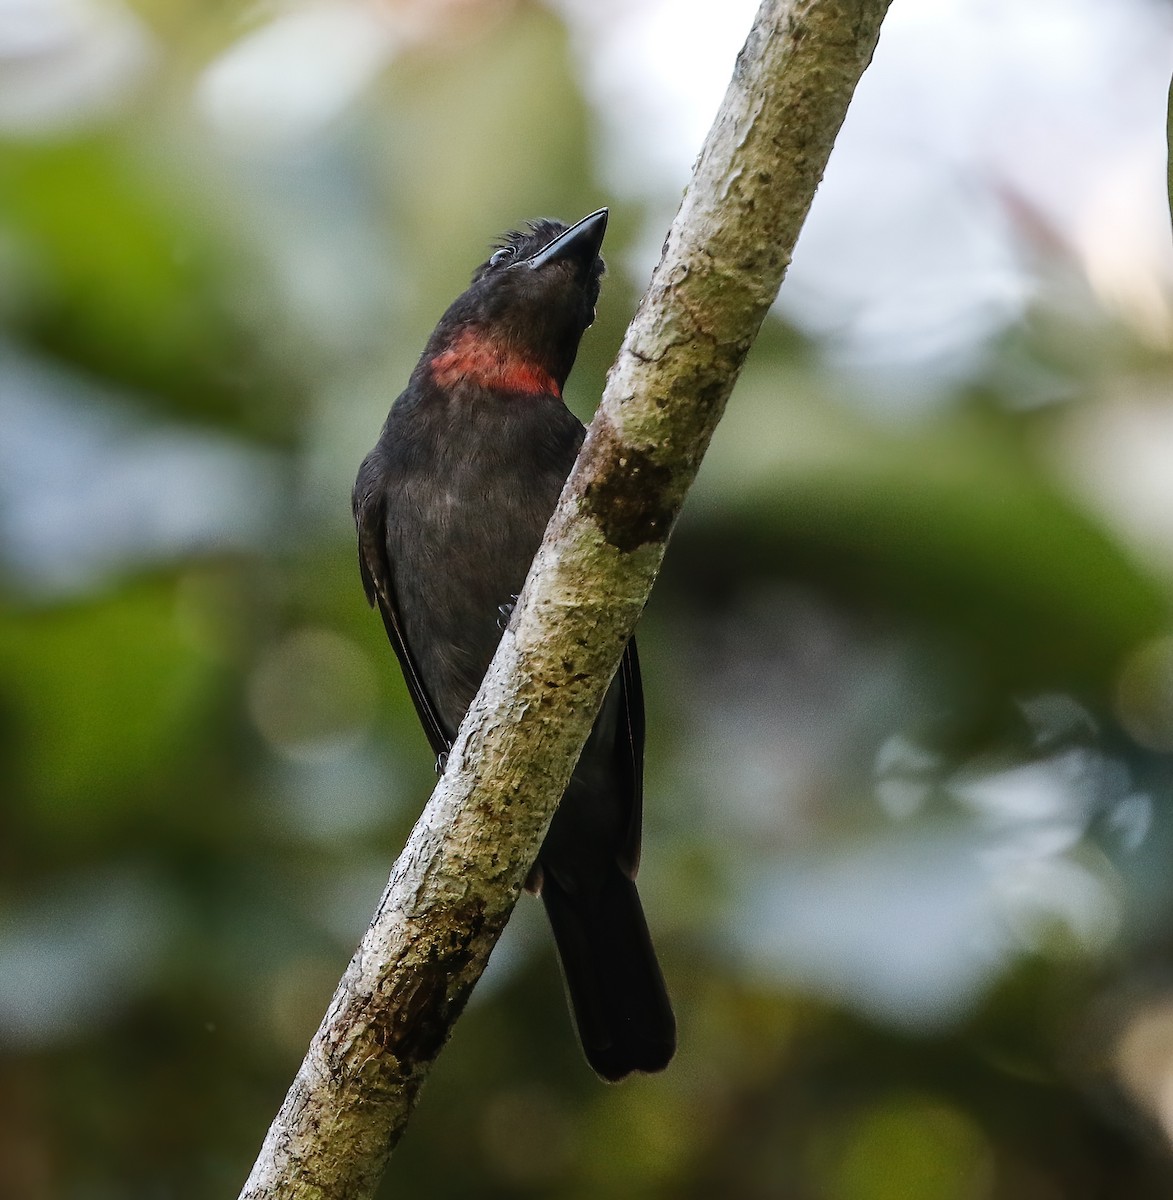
[429, 327, 560, 396]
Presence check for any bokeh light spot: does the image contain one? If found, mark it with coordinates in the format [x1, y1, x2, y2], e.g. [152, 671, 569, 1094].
[248, 627, 378, 761]
[1115, 635, 1173, 751]
[818, 1094, 995, 1200]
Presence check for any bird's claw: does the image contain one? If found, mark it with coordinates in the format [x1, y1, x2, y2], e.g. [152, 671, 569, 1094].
[495, 594, 520, 631]
[435, 750, 450, 774]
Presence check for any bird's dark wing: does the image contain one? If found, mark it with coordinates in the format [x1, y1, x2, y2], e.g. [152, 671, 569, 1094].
[615, 638, 646, 879]
[354, 481, 452, 761]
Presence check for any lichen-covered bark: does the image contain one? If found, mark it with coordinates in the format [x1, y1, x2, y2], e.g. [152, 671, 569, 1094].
[241, 1, 891, 1196]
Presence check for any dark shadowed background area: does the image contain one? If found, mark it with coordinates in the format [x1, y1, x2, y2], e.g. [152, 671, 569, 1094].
[4, 0, 1173, 1196]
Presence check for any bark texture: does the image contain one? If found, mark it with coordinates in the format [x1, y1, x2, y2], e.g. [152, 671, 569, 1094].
[241, 1, 891, 1195]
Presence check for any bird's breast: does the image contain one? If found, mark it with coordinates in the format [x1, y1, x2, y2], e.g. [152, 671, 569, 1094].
[382, 395, 583, 728]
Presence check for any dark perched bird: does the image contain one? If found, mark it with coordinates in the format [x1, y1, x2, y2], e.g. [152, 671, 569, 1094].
[353, 209, 675, 1081]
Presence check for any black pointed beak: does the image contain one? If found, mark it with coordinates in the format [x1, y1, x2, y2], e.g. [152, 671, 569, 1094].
[526, 207, 608, 274]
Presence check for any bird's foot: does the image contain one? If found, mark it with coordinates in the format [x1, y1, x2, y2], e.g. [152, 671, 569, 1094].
[496, 594, 520, 631]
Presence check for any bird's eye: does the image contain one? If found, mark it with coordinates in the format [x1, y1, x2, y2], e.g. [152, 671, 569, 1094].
[489, 248, 513, 267]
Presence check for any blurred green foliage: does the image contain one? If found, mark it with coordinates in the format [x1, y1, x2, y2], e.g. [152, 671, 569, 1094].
[3, 2, 1173, 1198]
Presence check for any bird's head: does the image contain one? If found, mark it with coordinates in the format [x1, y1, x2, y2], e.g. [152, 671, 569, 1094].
[424, 209, 608, 397]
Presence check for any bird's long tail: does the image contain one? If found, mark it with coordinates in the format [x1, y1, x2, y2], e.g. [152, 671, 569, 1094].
[540, 866, 675, 1082]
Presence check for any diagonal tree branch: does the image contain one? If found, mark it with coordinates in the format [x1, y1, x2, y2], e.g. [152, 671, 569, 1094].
[241, 0, 891, 1195]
